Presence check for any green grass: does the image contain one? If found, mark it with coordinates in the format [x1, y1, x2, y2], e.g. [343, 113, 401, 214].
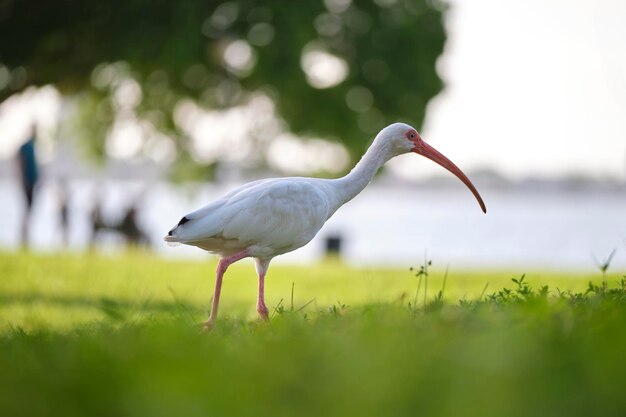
[1, 251, 626, 417]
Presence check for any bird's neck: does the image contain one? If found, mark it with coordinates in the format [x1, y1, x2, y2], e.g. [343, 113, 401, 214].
[330, 141, 391, 209]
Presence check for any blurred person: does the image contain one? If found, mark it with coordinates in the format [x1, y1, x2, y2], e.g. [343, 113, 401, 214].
[16, 126, 39, 248]
[119, 204, 150, 247]
[89, 196, 106, 250]
[56, 179, 70, 247]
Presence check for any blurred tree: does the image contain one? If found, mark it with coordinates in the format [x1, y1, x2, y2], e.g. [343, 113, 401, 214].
[0, 0, 446, 179]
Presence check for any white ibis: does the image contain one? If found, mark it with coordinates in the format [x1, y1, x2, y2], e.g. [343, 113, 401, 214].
[165, 123, 486, 328]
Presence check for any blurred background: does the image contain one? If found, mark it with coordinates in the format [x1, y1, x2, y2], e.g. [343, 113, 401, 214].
[0, 0, 625, 270]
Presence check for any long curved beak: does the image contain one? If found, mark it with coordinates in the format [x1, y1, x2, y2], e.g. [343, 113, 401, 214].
[413, 139, 487, 214]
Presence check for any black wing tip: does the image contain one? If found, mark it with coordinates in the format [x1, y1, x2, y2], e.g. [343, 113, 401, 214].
[178, 216, 190, 226]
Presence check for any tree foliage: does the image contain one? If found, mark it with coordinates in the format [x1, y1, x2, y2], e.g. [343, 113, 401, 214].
[0, 0, 446, 177]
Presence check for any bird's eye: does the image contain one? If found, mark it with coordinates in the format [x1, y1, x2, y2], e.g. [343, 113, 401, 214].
[409, 133, 415, 139]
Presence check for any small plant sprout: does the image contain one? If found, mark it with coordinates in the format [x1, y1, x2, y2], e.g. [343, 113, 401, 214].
[593, 249, 616, 289]
[479, 282, 490, 301]
[434, 264, 450, 303]
[329, 301, 349, 316]
[272, 283, 315, 318]
[410, 256, 432, 311]
[511, 274, 531, 297]
[271, 298, 285, 318]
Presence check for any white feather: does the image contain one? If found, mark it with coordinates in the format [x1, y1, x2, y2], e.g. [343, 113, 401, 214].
[167, 178, 331, 258]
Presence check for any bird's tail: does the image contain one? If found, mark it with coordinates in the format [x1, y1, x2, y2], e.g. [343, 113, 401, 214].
[163, 216, 191, 247]
[163, 232, 181, 247]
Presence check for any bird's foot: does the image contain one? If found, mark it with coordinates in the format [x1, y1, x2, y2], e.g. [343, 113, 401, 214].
[256, 303, 270, 322]
[201, 317, 216, 332]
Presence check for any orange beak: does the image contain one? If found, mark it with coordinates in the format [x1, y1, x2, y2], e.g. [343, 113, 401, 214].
[413, 137, 487, 214]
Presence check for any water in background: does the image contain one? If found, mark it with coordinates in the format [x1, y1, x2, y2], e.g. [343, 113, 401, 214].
[1, 179, 625, 271]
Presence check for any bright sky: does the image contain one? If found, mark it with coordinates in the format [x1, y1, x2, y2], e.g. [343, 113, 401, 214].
[1, 0, 625, 181]
[391, 0, 626, 181]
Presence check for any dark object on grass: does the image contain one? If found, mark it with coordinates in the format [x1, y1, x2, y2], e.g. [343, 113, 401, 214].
[324, 235, 343, 257]
[91, 202, 150, 248]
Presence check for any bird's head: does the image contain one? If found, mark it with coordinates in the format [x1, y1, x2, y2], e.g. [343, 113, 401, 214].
[376, 123, 487, 213]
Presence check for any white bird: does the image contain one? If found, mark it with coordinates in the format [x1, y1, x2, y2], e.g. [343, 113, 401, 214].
[165, 123, 486, 328]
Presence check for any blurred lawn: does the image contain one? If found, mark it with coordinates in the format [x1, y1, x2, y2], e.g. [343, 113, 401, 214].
[1, 251, 626, 417]
[0, 251, 610, 332]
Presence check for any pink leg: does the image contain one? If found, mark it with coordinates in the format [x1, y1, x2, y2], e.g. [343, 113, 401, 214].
[203, 250, 249, 329]
[254, 258, 272, 321]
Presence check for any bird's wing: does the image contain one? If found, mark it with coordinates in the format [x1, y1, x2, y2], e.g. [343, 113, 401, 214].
[166, 179, 277, 242]
[221, 179, 331, 251]
[170, 179, 330, 253]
